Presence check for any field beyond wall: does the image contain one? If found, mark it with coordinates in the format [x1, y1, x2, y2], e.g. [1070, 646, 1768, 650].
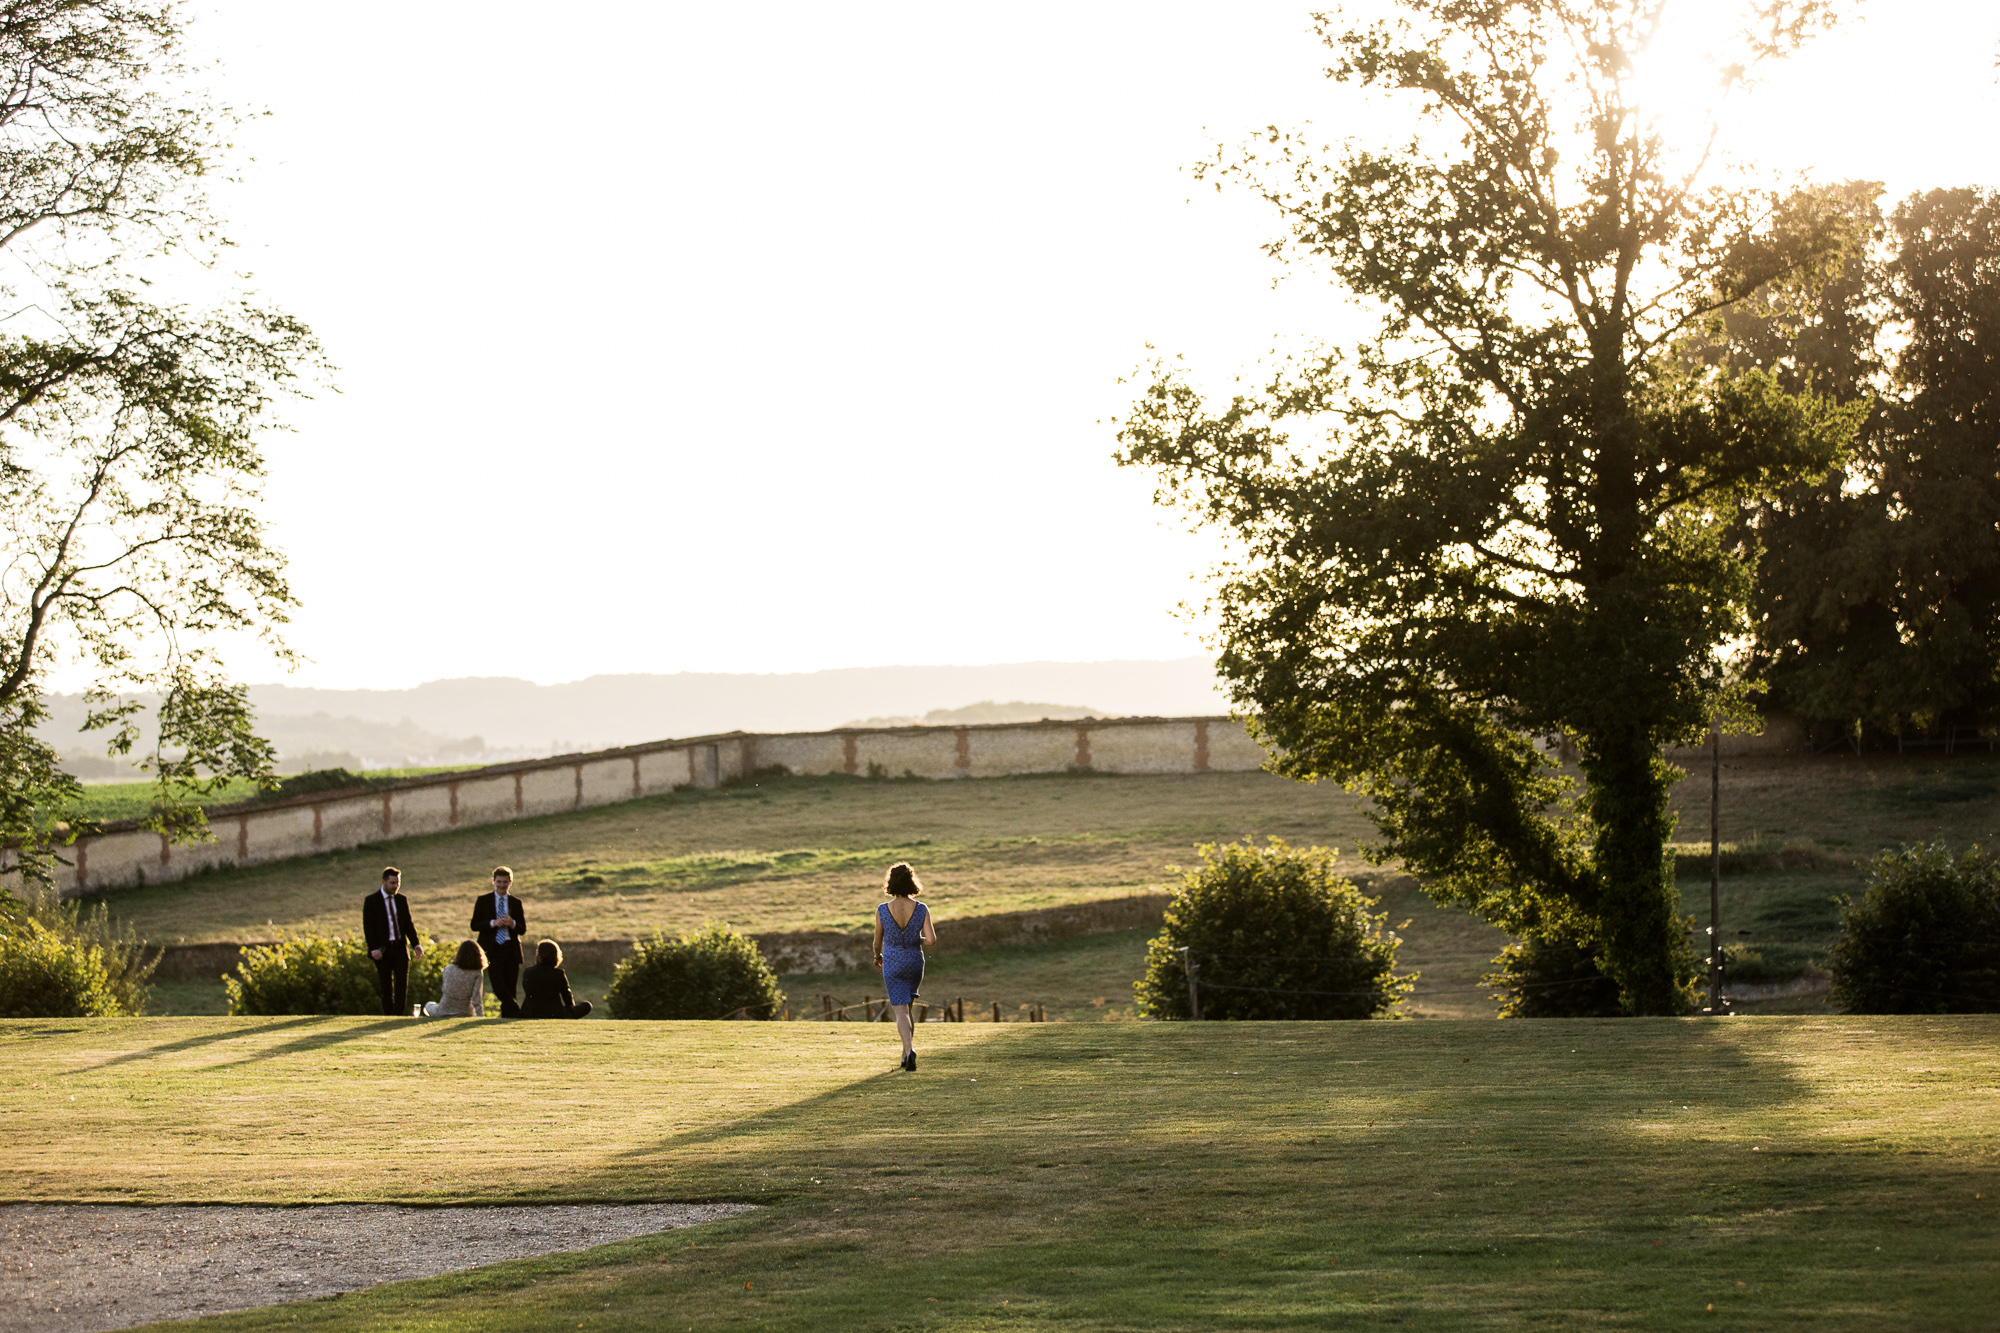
[92, 752, 2000, 1021]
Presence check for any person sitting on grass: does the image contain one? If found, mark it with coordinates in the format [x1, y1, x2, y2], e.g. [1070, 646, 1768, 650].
[518, 938, 592, 1019]
[422, 940, 488, 1018]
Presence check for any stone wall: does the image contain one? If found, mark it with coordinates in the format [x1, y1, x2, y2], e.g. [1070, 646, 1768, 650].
[40, 716, 1269, 899]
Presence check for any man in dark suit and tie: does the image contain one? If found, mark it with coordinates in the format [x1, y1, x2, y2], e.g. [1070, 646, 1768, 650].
[362, 867, 424, 1015]
[472, 865, 527, 1018]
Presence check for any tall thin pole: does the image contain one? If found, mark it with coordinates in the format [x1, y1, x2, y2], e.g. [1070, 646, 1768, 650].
[1708, 717, 1722, 1015]
[1181, 946, 1203, 1021]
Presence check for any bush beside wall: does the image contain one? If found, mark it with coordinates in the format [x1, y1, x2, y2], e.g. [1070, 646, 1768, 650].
[1828, 844, 2000, 1014]
[225, 934, 446, 1016]
[1134, 839, 1410, 1020]
[605, 923, 786, 1020]
[0, 890, 156, 1018]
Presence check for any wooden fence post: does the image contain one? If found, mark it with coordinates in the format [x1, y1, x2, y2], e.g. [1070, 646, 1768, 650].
[992, 1001, 1002, 1023]
[822, 993, 833, 1020]
[1181, 947, 1202, 1020]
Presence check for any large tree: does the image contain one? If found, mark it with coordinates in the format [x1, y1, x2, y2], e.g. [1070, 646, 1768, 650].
[1732, 187, 2000, 740]
[0, 1, 321, 887]
[1116, 0, 1860, 1013]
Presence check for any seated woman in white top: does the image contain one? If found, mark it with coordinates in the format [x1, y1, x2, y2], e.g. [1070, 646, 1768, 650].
[423, 940, 488, 1017]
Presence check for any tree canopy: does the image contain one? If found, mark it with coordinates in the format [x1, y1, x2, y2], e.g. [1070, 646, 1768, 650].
[1721, 185, 2000, 742]
[0, 1, 322, 885]
[1116, 0, 1859, 1013]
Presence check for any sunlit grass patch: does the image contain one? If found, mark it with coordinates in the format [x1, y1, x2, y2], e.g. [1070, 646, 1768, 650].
[5, 1015, 1996, 1330]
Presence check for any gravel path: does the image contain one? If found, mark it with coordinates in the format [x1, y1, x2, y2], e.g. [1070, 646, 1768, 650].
[0, 1202, 757, 1333]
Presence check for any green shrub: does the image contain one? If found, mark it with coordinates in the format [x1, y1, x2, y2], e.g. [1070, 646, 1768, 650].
[1134, 839, 1411, 1020]
[0, 919, 120, 1016]
[1720, 942, 1819, 985]
[1827, 844, 2000, 1014]
[721, 763, 792, 789]
[225, 933, 445, 1016]
[266, 767, 367, 798]
[605, 922, 786, 1020]
[1484, 934, 1629, 1018]
[0, 889, 156, 1017]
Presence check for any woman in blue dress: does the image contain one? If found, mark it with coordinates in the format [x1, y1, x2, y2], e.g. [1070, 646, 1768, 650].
[873, 862, 937, 1070]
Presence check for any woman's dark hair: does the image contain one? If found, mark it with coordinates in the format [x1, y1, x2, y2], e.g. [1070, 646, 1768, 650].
[884, 862, 922, 897]
[453, 940, 487, 972]
[536, 938, 563, 968]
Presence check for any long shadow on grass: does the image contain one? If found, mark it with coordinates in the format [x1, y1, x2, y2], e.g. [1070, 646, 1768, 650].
[408, 1019, 514, 1041]
[198, 1018, 421, 1069]
[167, 1019, 2000, 1333]
[61, 1015, 329, 1074]
[515, 1020, 1958, 1333]
[564, 1019, 1823, 1197]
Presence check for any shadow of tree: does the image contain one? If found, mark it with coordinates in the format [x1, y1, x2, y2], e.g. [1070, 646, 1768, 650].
[313, 1018, 2000, 1333]
[200, 1018, 418, 1069]
[59, 1016, 330, 1074]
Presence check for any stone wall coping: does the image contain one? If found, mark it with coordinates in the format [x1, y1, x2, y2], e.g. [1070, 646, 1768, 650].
[65, 714, 1242, 837]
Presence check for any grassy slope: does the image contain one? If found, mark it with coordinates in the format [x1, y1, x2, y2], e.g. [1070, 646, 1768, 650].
[104, 755, 2000, 1021]
[7, 1016, 1996, 1330]
[91, 771, 1380, 945]
[1670, 751, 2000, 854]
[1663, 751, 2000, 1000]
[779, 928, 1157, 1022]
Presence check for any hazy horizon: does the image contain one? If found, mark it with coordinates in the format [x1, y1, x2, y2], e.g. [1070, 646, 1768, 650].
[45, 0, 1981, 697]
[41, 655, 1235, 774]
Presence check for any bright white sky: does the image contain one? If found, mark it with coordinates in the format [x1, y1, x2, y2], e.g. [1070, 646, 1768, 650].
[172, 0, 1998, 690]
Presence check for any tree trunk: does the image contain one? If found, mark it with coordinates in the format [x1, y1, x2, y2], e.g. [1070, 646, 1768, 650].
[1580, 729, 1689, 1015]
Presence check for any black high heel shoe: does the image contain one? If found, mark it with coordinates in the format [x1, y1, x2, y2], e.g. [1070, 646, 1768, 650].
[902, 1051, 916, 1071]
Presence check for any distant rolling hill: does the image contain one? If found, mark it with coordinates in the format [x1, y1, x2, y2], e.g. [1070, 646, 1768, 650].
[41, 656, 1230, 775]
[242, 657, 1229, 751]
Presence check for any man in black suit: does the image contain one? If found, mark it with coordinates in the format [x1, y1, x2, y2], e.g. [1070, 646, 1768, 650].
[471, 865, 527, 1018]
[362, 867, 424, 1015]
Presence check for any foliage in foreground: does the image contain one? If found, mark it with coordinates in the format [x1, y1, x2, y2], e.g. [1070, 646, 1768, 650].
[0, 887, 156, 1017]
[1483, 933, 1628, 1019]
[1136, 839, 1410, 1020]
[605, 922, 787, 1020]
[1115, 0, 1857, 1012]
[0, 0, 323, 887]
[225, 934, 445, 1016]
[1827, 844, 2000, 1014]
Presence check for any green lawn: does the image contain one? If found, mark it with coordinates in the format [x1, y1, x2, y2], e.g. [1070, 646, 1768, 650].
[6, 1016, 1996, 1330]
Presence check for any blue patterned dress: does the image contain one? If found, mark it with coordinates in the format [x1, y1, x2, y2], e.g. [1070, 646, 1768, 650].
[878, 900, 928, 1006]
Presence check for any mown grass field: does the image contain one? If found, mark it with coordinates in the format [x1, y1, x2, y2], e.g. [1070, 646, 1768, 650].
[98, 754, 2000, 1021]
[93, 771, 1376, 946]
[65, 766, 483, 824]
[6, 1015, 1996, 1330]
